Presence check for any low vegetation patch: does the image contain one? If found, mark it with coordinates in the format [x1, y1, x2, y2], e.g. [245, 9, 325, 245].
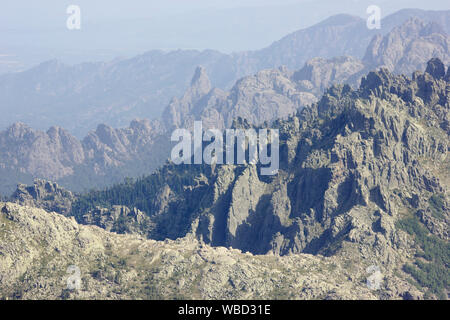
[396, 215, 449, 299]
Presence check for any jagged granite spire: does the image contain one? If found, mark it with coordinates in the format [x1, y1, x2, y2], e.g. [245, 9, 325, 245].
[189, 66, 211, 99]
[425, 58, 446, 79]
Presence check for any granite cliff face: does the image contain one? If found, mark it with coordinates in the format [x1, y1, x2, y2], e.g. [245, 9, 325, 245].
[363, 18, 450, 75]
[81, 118, 166, 172]
[294, 17, 449, 91]
[131, 60, 450, 255]
[5, 59, 448, 299]
[11, 180, 75, 216]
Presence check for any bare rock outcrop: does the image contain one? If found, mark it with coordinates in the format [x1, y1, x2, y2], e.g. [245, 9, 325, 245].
[1, 202, 400, 300]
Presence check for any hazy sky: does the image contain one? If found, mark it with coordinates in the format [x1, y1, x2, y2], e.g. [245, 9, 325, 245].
[0, 0, 449, 72]
[2, 0, 448, 28]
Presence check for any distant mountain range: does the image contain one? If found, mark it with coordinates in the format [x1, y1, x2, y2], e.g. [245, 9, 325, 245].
[0, 12, 448, 196]
[0, 9, 448, 137]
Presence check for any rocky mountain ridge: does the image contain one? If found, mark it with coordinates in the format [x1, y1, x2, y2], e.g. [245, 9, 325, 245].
[1, 16, 448, 196]
[6, 57, 450, 300]
[0, 118, 171, 195]
[0, 9, 448, 136]
[0, 201, 424, 300]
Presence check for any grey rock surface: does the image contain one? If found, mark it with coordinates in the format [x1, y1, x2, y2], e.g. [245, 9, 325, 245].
[0, 202, 418, 300]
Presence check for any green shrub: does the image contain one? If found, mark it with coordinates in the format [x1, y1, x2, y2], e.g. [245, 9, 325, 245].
[396, 216, 449, 299]
[429, 194, 445, 219]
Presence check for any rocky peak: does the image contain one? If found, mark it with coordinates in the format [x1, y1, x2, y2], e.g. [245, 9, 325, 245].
[419, 20, 446, 36]
[425, 58, 446, 79]
[189, 66, 211, 99]
[32, 59, 65, 74]
[93, 124, 121, 148]
[129, 118, 152, 131]
[46, 126, 85, 162]
[46, 126, 63, 138]
[359, 57, 448, 111]
[293, 56, 365, 92]
[400, 17, 428, 35]
[316, 13, 362, 27]
[46, 126, 78, 141]
[359, 68, 397, 97]
[362, 18, 449, 74]
[11, 179, 75, 215]
[79, 205, 153, 236]
[6, 122, 34, 139]
[72, 60, 449, 263]
[129, 118, 165, 138]
[3, 60, 448, 300]
[161, 66, 213, 129]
